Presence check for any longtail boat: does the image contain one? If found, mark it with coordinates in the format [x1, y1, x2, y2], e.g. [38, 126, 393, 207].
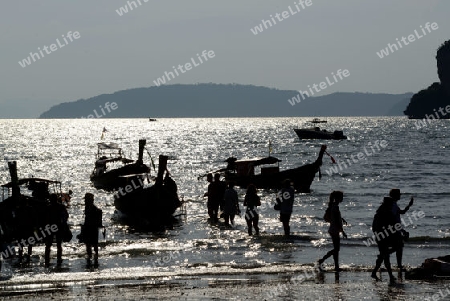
[90, 140, 150, 190]
[113, 155, 182, 228]
[201, 145, 328, 193]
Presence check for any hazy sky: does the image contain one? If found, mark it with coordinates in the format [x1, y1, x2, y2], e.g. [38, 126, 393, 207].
[0, 0, 448, 117]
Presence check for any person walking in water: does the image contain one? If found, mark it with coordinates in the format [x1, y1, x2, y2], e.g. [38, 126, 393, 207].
[45, 194, 69, 267]
[222, 182, 240, 227]
[389, 188, 413, 271]
[371, 196, 401, 284]
[16, 197, 36, 263]
[213, 173, 226, 222]
[244, 184, 260, 236]
[318, 191, 347, 272]
[82, 193, 103, 267]
[276, 179, 295, 236]
[204, 173, 216, 221]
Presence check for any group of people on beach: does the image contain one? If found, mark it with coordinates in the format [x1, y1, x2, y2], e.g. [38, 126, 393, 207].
[205, 174, 414, 284]
[0, 192, 104, 270]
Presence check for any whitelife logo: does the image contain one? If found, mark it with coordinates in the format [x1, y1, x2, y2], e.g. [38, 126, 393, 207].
[80, 102, 119, 119]
[18, 31, 81, 68]
[116, 0, 150, 16]
[288, 69, 350, 106]
[250, 0, 313, 35]
[376, 22, 438, 59]
[153, 50, 215, 87]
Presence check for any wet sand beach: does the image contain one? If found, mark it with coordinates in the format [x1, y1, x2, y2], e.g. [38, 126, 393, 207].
[2, 267, 450, 300]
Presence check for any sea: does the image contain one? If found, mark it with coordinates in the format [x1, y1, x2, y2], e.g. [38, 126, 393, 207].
[0, 117, 449, 300]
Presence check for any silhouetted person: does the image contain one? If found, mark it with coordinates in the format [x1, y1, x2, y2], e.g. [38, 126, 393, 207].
[277, 179, 294, 236]
[318, 191, 347, 272]
[371, 197, 401, 284]
[204, 173, 216, 221]
[222, 182, 240, 227]
[244, 184, 260, 236]
[82, 193, 103, 267]
[16, 197, 36, 263]
[45, 194, 69, 267]
[213, 173, 226, 221]
[389, 188, 413, 271]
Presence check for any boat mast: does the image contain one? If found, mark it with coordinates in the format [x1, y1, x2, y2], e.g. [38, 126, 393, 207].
[138, 139, 146, 164]
[7, 161, 20, 201]
[156, 155, 168, 185]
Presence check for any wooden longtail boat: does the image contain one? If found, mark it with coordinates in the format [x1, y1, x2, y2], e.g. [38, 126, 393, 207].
[90, 140, 150, 190]
[202, 145, 327, 193]
[113, 155, 182, 228]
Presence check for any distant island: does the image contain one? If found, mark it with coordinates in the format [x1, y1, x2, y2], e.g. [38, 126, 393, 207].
[39, 83, 412, 118]
[404, 40, 450, 119]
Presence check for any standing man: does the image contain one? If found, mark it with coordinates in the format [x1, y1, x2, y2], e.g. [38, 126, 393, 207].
[82, 193, 103, 267]
[277, 179, 295, 236]
[389, 188, 414, 271]
[16, 197, 36, 263]
[213, 173, 226, 222]
[371, 196, 400, 284]
[204, 173, 216, 221]
[45, 194, 69, 267]
[222, 182, 240, 227]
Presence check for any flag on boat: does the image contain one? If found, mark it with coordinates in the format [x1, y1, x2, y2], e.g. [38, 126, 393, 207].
[101, 127, 108, 140]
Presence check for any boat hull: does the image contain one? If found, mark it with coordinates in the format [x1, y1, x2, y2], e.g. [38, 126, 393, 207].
[225, 162, 320, 193]
[113, 183, 181, 228]
[90, 164, 150, 190]
[294, 129, 347, 140]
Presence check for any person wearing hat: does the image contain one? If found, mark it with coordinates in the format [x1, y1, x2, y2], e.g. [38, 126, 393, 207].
[389, 188, 414, 271]
[82, 193, 103, 267]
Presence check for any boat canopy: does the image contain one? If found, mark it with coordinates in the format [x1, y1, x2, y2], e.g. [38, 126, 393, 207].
[235, 156, 281, 166]
[1, 178, 61, 188]
[96, 142, 124, 159]
[98, 142, 121, 150]
[96, 157, 133, 164]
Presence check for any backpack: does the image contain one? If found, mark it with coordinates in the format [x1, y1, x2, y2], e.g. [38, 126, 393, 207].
[372, 202, 392, 233]
[372, 211, 382, 233]
[323, 207, 331, 223]
[94, 207, 103, 228]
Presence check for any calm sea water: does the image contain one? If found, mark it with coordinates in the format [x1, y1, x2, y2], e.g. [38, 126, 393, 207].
[0, 117, 449, 297]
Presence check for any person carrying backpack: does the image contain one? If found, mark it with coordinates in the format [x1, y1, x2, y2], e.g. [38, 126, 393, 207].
[370, 196, 402, 283]
[318, 191, 347, 272]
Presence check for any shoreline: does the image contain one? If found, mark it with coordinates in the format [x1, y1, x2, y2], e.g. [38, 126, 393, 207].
[1, 269, 447, 300]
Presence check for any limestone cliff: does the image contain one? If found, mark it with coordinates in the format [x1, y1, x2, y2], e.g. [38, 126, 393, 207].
[405, 40, 450, 119]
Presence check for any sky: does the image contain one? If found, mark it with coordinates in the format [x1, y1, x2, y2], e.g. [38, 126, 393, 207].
[0, 0, 448, 118]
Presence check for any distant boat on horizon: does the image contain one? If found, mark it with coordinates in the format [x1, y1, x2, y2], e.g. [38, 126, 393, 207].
[149, 118, 157, 122]
[294, 127, 347, 140]
[309, 118, 327, 124]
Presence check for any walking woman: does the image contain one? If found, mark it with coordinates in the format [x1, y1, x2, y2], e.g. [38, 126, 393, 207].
[318, 191, 347, 272]
[244, 184, 261, 236]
